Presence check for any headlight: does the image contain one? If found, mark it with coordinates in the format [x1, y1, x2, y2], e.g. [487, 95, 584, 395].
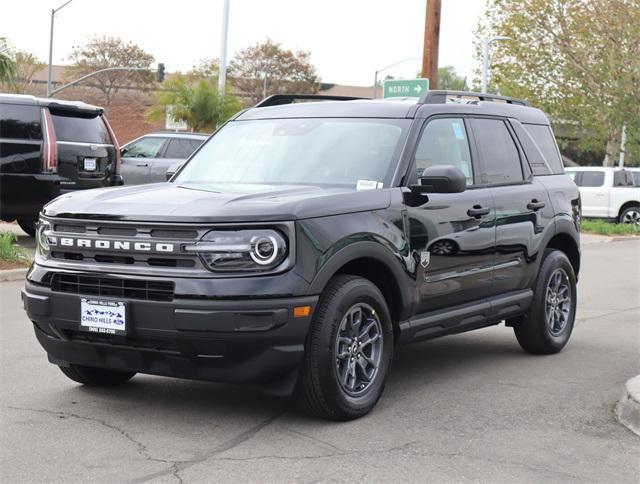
[185, 229, 288, 273]
[36, 219, 53, 257]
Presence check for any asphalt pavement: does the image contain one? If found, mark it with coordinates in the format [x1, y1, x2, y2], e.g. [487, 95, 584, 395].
[1, 238, 638, 483]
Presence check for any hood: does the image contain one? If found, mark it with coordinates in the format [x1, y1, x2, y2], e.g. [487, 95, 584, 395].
[43, 182, 392, 222]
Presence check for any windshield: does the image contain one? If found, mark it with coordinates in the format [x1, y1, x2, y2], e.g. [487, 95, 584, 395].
[174, 118, 409, 188]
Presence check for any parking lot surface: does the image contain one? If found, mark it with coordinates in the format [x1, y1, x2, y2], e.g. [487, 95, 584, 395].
[1, 239, 638, 483]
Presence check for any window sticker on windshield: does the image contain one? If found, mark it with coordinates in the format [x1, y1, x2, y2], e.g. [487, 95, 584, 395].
[452, 122, 465, 140]
[357, 180, 383, 191]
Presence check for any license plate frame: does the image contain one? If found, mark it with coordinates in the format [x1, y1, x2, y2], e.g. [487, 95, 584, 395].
[79, 298, 127, 335]
[84, 157, 97, 171]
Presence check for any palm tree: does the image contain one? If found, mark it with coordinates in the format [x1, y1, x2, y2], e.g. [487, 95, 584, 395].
[148, 76, 242, 132]
[0, 37, 16, 83]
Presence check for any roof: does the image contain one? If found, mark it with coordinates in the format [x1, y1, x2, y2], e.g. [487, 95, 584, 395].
[0, 93, 103, 115]
[237, 91, 550, 125]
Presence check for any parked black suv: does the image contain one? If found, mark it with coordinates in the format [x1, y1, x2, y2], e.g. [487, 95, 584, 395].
[22, 91, 580, 420]
[0, 94, 121, 235]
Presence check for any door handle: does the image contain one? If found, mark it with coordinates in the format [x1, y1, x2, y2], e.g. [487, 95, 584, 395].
[467, 205, 490, 218]
[136, 163, 149, 167]
[527, 199, 546, 211]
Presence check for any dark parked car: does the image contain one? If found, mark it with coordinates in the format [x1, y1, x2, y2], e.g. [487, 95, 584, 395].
[23, 91, 581, 420]
[0, 94, 121, 235]
[120, 132, 207, 185]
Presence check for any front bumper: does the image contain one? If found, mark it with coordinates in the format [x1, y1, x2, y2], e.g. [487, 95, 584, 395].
[22, 280, 317, 387]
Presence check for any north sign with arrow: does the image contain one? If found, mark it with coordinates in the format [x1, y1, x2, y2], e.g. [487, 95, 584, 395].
[383, 78, 429, 98]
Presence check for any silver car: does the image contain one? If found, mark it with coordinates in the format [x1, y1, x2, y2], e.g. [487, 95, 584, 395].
[119, 132, 208, 185]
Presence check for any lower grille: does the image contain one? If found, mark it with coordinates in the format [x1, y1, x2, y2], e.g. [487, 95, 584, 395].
[62, 330, 180, 354]
[51, 274, 174, 301]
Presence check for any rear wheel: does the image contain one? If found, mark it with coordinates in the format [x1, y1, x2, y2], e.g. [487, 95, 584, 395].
[514, 250, 577, 354]
[17, 217, 37, 237]
[59, 364, 136, 386]
[296, 275, 394, 420]
[619, 206, 640, 226]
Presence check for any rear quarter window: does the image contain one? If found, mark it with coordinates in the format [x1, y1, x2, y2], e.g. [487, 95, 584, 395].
[0, 104, 42, 140]
[523, 124, 564, 175]
[50, 111, 111, 144]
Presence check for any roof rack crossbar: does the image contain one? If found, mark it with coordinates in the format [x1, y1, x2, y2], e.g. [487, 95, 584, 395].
[418, 90, 528, 106]
[255, 94, 369, 108]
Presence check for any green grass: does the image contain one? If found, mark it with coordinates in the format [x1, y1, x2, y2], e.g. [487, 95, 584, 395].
[580, 219, 640, 236]
[0, 231, 28, 264]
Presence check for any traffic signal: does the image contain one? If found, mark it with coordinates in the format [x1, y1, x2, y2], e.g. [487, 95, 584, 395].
[156, 63, 165, 82]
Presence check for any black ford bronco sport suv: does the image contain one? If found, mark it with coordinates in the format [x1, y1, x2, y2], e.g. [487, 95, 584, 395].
[22, 91, 580, 420]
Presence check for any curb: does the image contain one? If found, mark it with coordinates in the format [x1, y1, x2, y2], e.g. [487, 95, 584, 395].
[0, 267, 28, 282]
[616, 375, 640, 436]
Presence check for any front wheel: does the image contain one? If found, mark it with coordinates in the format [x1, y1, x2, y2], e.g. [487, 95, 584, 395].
[514, 250, 577, 354]
[59, 364, 136, 386]
[296, 275, 394, 420]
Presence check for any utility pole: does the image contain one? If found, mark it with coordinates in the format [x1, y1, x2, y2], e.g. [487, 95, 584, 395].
[218, 0, 230, 95]
[421, 0, 441, 90]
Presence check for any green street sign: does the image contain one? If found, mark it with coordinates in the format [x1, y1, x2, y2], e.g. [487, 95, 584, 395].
[383, 78, 429, 98]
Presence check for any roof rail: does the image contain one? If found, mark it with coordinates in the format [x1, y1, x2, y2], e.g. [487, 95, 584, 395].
[418, 90, 528, 106]
[255, 94, 368, 108]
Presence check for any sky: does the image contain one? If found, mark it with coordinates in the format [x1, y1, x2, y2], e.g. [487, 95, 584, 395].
[1, 0, 487, 86]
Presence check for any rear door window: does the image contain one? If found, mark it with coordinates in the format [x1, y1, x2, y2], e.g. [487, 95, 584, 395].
[471, 118, 523, 185]
[523, 124, 564, 174]
[576, 171, 605, 187]
[632, 171, 640, 187]
[163, 138, 202, 158]
[0, 104, 42, 140]
[613, 170, 634, 187]
[50, 111, 111, 144]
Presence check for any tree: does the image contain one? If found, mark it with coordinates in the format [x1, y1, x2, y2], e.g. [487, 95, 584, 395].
[68, 36, 155, 106]
[0, 37, 16, 83]
[478, 0, 640, 165]
[437, 66, 467, 91]
[229, 39, 320, 105]
[4, 51, 45, 94]
[148, 76, 241, 132]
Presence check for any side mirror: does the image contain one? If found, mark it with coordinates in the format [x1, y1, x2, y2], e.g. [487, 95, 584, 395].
[411, 165, 467, 194]
[166, 161, 184, 181]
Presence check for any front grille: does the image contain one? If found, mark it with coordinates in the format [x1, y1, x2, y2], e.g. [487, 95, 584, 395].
[45, 219, 208, 274]
[51, 274, 174, 301]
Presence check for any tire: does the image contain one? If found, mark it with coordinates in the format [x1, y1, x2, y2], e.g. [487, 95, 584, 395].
[618, 206, 640, 226]
[296, 275, 394, 420]
[17, 218, 37, 237]
[59, 364, 136, 386]
[514, 250, 577, 354]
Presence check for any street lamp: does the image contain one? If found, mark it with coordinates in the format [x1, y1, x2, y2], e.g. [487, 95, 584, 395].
[47, 0, 74, 97]
[481, 35, 511, 94]
[218, 0, 230, 95]
[372, 57, 421, 99]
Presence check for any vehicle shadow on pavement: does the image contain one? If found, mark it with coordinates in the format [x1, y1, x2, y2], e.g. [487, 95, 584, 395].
[59, 329, 525, 421]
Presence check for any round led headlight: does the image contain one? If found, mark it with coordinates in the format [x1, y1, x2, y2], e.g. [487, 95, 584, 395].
[186, 228, 288, 273]
[250, 235, 279, 265]
[36, 219, 52, 257]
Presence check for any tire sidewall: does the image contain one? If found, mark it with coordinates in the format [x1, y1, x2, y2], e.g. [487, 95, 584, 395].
[314, 278, 394, 415]
[532, 251, 577, 351]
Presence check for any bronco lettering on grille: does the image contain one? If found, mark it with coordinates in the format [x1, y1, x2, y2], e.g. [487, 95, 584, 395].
[54, 237, 175, 252]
